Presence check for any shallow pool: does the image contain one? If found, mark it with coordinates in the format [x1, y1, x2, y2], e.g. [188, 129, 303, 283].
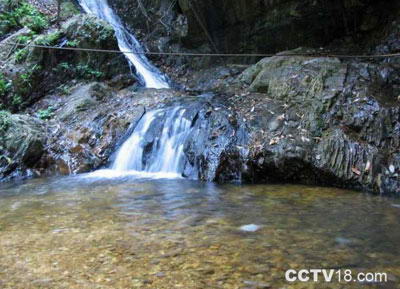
[0, 175, 399, 288]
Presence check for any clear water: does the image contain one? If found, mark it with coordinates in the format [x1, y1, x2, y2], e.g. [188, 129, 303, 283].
[77, 0, 169, 88]
[0, 175, 399, 288]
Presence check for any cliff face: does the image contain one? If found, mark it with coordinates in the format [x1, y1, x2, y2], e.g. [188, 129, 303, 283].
[109, 0, 400, 55]
[179, 0, 399, 52]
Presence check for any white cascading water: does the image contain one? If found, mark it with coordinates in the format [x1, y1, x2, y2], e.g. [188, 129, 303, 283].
[77, 0, 169, 88]
[88, 107, 194, 178]
[113, 107, 191, 172]
[77, 1, 191, 179]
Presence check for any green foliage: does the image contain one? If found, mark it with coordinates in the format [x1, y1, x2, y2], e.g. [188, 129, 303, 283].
[0, 1, 48, 34]
[22, 13, 48, 32]
[0, 110, 11, 132]
[76, 64, 104, 79]
[35, 31, 62, 46]
[57, 62, 70, 70]
[16, 33, 34, 44]
[65, 40, 79, 47]
[14, 48, 28, 63]
[14, 2, 48, 32]
[0, 73, 11, 97]
[19, 67, 34, 84]
[16, 64, 41, 90]
[59, 1, 80, 20]
[11, 94, 22, 108]
[0, 63, 43, 112]
[8, 64, 42, 111]
[36, 106, 54, 120]
[55, 62, 105, 80]
[57, 84, 72, 95]
[13, 33, 35, 63]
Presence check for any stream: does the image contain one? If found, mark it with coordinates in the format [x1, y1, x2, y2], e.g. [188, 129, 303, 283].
[0, 175, 399, 288]
[0, 1, 399, 288]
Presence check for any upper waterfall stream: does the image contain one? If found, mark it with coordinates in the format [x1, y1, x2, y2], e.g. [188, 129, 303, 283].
[77, 0, 169, 88]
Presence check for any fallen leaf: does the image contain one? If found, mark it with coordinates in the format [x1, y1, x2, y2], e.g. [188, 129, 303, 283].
[365, 161, 371, 172]
[269, 138, 279, 145]
[352, 167, 361, 175]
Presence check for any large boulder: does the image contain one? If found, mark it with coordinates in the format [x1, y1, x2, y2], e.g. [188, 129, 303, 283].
[217, 50, 400, 195]
[239, 48, 347, 136]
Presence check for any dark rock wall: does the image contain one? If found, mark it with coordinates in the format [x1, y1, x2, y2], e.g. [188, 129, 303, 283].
[186, 0, 399, 52]
[109, 0, 400, 55]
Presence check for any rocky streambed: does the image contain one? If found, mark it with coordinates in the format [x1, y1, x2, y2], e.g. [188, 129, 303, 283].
[0, 176, 399, 289]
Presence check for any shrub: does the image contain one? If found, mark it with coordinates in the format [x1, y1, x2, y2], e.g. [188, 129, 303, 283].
[55, 62, 105, 80]
[35, 31, 62, 46]
[65, 40, 79, 47]
[0, 110, 11, 132]
[14, 48, 28, 63]
[57, 84, 72, 95]
[36, 106, 54, 120]
[11, 94, 22, 108]
[8, 64, 42, 111]
[16, 33, 34, 44]
[0, 1, 48, 34]
[0, 73, 11, 97]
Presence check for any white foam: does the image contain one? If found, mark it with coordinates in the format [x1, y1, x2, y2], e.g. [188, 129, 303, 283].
[111, 107, 192, 174]
[83, 169, 182, 180]
[239, 224, 261, 232]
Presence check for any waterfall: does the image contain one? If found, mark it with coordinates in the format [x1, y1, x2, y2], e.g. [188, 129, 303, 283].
[112, 107, 192, 173]
[77, 0, 169, 89]
[88, 107, 195, 179]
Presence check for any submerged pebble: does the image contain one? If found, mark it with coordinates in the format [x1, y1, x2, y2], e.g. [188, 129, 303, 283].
[240, 224, 261, 232]
[10, 202, 22, 211]
[243, 280, 271, 288]
[335, 237, 352, 245]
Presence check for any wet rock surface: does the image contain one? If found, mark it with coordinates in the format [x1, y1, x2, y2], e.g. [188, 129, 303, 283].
[0, 1, 400, 196]
[225, 52, 400, 195]
[0, 49, 399, 195]
[31, 84, 185, 176]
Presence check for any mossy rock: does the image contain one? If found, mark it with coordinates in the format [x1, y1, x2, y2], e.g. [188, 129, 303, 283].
[0, 13, 130, 112]
[56, 82, 114, 121]
[0, 112, 45, 175]
[239, 48, 347, 135]
[62, 14, 115, 48]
